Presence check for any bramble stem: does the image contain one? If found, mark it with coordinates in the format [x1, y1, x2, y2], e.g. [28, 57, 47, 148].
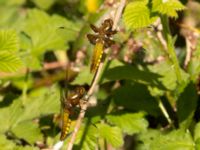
[160, 15, 182, 84]
[66, 0, 126, 150]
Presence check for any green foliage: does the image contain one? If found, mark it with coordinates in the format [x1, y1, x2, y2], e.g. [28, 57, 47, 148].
[0, 51, 22, 72]
[23, 9, 79, 57]
[0, 0, 199, 150]
[31, 0, 56, 10]
[106, 112, 148, 135]
[150, 129, 195, 150]
[177, 82, 198, 129]
[98, 124, 124, 148]
[123, 1, 157, 29]
[0, 30, 22, 72]
[152, 0, 185, 18]
[0, 30, 19, 52]
[74, 125, 98, 150]
[187, 39, 200, 81]
[123, 0, 185, 29]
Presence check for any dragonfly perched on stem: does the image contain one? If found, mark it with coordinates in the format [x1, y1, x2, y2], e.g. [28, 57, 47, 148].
[87, 18, 117, 73]
[60, 86, 87, 141]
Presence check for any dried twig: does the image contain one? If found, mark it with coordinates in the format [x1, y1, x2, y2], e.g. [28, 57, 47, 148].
[66, 0, 126, 150]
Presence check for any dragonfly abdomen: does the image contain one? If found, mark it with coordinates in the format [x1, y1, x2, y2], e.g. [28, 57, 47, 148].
[90, 41, 104, 73]
[60, 110, 72, 141]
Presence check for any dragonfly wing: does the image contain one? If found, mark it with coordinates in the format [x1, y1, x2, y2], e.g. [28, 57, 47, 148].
[90, 24, 99, 33]
[87, 34, 98, 45]
[90, 41, 104, 73]
[104, 38, 115, 48]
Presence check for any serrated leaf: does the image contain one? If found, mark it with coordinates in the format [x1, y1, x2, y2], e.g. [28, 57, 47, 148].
[106, 112, 148, 135]
[123, 2, 157, 29]
[0, 29, 19, 51]
[0, 51, 22, 72]
[98, 124, 123, 148]
[12, 121, 42, 144]
[150, 129, 195, 150]
[152, 0, 185, 18]
[177, 82, 198, 129]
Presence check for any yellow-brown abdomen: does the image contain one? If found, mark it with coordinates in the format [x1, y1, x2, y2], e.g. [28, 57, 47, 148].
[60, 111, 72, 141]
[90, 41, 104, 73]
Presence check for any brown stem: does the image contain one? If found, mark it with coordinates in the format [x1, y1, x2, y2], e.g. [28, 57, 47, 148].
[66, 0, 126, 150]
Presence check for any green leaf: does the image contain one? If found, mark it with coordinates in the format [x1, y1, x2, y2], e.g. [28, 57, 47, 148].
[150, 129, 195, 150]
[72, 67, 94, 85]
[0, 134, 16, 150]
[20, 85, 60, 121]
[123, 1, 157, 29]
[177, 82, 198, 129]
[23, 9, 80, 56]
[196, 138, 200, 150]
[187, 39, 200, 82]
[112, 83, 160, 116]
[148, 60, 189, 92]
[1, 0, 26, 6]
[136, 129, 161, 150]
[104, 64, 165, 89]
[98, 124, 124, 148]
[0, 99, 24, 132]
[74, 125, 98, 150]
[152, 0, 185, 18]
[106, 112, 148, 135]
[194, 122, 200, 141]
[12, 121, 42, 144]
[0, 51, 22, 72]
[31, 0, 56, 10]
[0, 29, 19, 52]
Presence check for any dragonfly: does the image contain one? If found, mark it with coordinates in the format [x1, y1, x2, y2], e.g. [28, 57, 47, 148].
[87, 18, 117, 73]
[60, 86, 86, 141]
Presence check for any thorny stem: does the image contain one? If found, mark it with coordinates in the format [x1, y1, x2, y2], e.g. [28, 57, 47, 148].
[66, 0, 126, 150]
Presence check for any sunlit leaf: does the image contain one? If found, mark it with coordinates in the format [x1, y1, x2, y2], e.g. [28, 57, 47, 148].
[31, 0, 56, 10]
[12, 121, 42, 144]
[150, 129, 194, 150]
[0, 29, 19, 52]
[98, 123, 124, 148]
[187, 39, 200, 82]
[74, 125, 98, 150]
[152, 0, 185, 18]
[23, 9, 80, 56]
[0, 134, 16, 150]
[0, 51, 22, 72]
[123, 1, 157, 29]
[106, 112, 148, 135]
